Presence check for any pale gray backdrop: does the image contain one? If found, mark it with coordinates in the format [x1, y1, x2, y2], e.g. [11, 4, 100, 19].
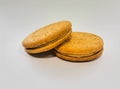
[0, 0, 120, 89]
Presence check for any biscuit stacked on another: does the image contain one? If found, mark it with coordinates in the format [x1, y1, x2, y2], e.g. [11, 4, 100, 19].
[22, 21, 72, 53]
[22, 21, 104, 62]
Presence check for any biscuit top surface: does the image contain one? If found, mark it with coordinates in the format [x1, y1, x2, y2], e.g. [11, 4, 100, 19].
[55, 32, 104, 55]
[22, 21, 71, 48]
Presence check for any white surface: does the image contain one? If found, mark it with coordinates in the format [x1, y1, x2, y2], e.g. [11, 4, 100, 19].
[0, 0, 120, 89]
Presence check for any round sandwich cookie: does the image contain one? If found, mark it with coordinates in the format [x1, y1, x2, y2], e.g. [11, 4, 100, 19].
[22, 21, 72, 53]
[55, 32, 104, 62]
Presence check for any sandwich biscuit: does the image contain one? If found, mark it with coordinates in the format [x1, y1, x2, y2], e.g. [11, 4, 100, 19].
[22, 21, 72, 53]
[55, 32, 104, 62]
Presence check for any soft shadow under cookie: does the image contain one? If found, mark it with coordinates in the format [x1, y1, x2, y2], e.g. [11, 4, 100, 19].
[28, 50, 55, 58]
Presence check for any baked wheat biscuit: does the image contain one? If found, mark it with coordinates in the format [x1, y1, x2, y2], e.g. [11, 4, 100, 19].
[22, 21, 72, 53]
[55, 32, 104, 62]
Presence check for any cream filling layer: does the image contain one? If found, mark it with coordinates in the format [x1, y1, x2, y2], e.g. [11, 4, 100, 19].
[27, 30, 71, 50]
[56, 49, 103, 58]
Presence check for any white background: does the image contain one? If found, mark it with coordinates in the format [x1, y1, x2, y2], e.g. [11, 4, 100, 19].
[0, 0, 120, 89]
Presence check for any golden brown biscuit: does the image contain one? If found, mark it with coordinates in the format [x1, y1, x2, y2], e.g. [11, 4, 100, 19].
[22, 21, 72, 53]
[55, 32, 104, 62]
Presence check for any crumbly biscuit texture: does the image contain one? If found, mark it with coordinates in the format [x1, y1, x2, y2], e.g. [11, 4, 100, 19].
[26, 31, 72, 53]
[55, 32, 104, 61]
[22, 21, 71, 48]
[55, 32, 103, 55]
